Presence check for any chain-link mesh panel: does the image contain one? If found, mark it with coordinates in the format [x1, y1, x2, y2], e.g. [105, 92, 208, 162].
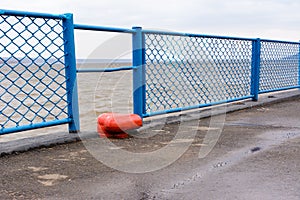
[0, 14, 68, 133]
[144, 34, 253, 114]
[259, 41, 299, 92]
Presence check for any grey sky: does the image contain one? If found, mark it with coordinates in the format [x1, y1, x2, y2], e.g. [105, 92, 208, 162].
[1, 0, 300, 58]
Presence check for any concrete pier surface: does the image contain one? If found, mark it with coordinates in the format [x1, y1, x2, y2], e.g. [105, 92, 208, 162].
[0, 90, 300, 199]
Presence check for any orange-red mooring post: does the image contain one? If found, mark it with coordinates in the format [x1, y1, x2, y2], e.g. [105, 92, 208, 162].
[97, 113, 143, 138]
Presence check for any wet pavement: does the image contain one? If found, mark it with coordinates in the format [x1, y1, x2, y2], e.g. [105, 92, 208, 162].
[0, 92, 300, 199]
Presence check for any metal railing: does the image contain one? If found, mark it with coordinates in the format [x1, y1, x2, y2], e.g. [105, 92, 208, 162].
[259, 40, 300, 93]
[1, 9, 300, 135]
[143, 31, 254, 116]
[0, 10, 79, 134]
[139, 31, 300, 117]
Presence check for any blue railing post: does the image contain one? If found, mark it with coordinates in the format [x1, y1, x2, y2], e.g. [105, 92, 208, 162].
[132, 27, 146, 117]
[62, 13, 80, 133]
[251, 38, 261, 101]
[298, 41, 300, 88]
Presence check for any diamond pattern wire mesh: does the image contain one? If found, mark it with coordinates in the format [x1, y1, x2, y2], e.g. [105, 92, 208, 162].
[0, 14, 68, 132]
[259, 41, 299, 92]
[144, 33, 253, 114]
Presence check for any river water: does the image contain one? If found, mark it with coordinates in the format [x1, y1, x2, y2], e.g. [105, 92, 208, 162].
[0, 62, 133, 140]
[77, 62, 133, 131]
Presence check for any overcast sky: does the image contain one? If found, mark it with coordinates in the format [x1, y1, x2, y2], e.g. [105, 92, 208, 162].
[1, 0, 300, 58]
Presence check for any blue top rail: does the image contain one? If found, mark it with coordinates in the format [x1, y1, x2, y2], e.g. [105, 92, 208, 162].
[0, 9, 66, 19]
[260, 38, 300, 45]
[74, 24, 136, 33]
[142, 29, 257, 41]
[142, 29, 300, 44]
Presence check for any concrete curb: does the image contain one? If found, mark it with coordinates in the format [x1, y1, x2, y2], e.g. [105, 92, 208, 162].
[1, 90, 299, 155]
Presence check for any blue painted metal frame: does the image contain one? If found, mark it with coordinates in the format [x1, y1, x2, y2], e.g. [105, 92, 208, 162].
[0, 9, 65, 19]
[74, 24, 136, 33]
[73, 23, 146, 118]
[142, 29, 256, 41]
[62, 13, 80, 133]
[251, 38, 261, 101]
[142, 29, 254, 117]
[142, 96, 254, 117]
[74, 24, 136, 74]
[299, 41, 300, 88]
[2, 9, 300, 136]
[132, 27, 146, 117]
[1, 119, 71, 135]
[259, 86, 300, 94]
[0, 10, 80, 135]
[73, 25, 300, 118]
[258, 39, 300, 94]
[260, 38, 300, 45]
[73, 24, 147, 118]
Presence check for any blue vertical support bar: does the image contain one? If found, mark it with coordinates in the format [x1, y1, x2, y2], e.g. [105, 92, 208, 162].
[62, 13, 80, 133]
[298, 41, 300, 88]
[251, 38, 261, 101]
[132, 27, 146, 117]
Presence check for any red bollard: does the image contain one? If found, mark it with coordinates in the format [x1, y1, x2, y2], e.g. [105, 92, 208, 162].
[97, 113, 143, 138]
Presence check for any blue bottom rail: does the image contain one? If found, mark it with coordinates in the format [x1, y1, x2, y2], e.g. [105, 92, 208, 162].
[143, 95, 254, 117]
[0, 119, 71, 135]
